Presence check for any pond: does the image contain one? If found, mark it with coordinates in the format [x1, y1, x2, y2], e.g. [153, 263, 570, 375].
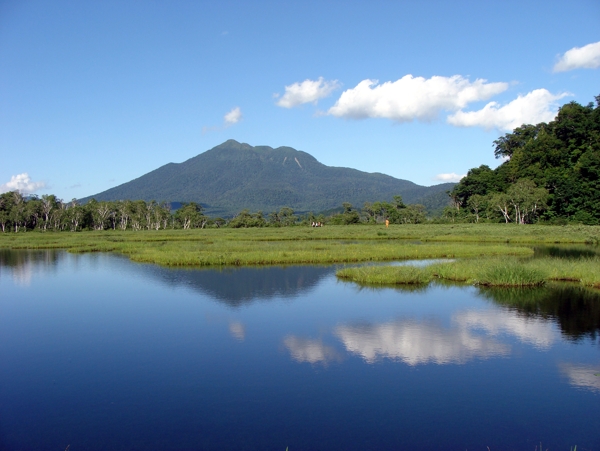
[0, 250, 599, 451]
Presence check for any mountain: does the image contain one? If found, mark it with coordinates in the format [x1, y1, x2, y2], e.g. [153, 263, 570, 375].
[81, 140, 454, 215]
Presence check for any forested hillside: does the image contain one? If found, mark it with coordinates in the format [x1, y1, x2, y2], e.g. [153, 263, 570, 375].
[450, 95, 600, 224]
[79, 140, 453, 215]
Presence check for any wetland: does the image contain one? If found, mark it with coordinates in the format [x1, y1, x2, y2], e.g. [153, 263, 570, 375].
[1, 236, 599, 450]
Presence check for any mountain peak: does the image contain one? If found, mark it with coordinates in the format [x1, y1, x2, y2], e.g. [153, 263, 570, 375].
[213, 139, 254, 151]
[80, 141, 454, 215]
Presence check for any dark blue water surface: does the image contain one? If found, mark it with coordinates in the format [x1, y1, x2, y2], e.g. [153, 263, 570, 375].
[1, 250, 599, 451]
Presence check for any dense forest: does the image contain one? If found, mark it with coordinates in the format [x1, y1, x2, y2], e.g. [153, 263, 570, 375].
[448, 95, 600, 224]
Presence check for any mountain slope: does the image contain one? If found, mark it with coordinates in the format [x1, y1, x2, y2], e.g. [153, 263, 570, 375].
[81, 140, 454, 215]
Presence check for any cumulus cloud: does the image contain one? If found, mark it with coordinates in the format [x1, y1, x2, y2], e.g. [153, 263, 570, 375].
[224, 106, 242, 125]
[553, 41, 600, 72]
[447, 89, 569, 131]
[276, 77, 340, 108]
[327, 75, 508, 122]
[0, 173, 46, 194]
[434, 173, 465, 183]
[283, 336, 341, 364]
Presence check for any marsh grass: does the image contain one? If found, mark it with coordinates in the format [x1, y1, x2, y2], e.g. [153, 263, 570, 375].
[0, 227, 538, 267]
[468, 260, 546, 287]
[121, 241, 534, 267]
[533, 257, 600, 289]
[337, 256, 600, 288]
[1, 225, 598, 270]
[337, 265, 432, 285]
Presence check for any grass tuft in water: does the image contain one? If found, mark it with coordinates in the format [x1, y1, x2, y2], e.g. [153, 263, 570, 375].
[337, 265, 432, 285]
[459, 259, 546, 287]
[338, 256, 600, 288]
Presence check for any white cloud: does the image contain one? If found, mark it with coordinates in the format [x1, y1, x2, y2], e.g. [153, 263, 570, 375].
[0, 173, 46, 194]
[327, 75, 508, 122]
[447, 89, 569, 131]
[553, 41, 600, 72]
[276, 77, 340, 108]
[434, 173, 465, 183]
[283, 336, 341, 364]
[224, 106, 242, 125]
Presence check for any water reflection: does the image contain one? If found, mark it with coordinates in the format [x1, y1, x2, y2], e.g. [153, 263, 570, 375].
[3, 249, 600, 450]
[0, 249, 335, 307]
[0, 249, 64, 268]
[479, 286, 600, 342]
[283, 336, 342, 364]
[141, 264, 335, 307]
[229, 321, 246, 341]
[559, 363, 600, 393]
[334, 319, 509, 365]
[0, 249, 64, 286]
[533, 245, 599, 259]
[453, 309, 557, 349]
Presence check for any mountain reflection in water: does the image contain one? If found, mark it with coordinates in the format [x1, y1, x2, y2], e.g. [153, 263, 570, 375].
[2, 249, 600, 450]
[140, 264, 335, 306]
[2, 250, 600, 341]
[0, 249, 335, 306]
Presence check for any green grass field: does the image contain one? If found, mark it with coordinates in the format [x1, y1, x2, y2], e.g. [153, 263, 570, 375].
[1, 224, 598, 271]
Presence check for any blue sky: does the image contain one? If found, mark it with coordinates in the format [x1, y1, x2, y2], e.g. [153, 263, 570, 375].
[1, 0, 599, 201]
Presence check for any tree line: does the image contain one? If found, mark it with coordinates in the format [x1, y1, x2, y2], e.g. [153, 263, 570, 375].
[0, 191, 429, 232]
[0, 194, 175, 232]
[446, 94, 600, 224]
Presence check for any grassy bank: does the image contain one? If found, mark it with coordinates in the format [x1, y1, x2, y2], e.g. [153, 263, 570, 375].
[336, 256, 600, 289]
[0, 224, 598, 267]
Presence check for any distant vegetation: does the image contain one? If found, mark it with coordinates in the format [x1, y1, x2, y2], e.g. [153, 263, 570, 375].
[446, 94, 600, 224]
[0, 191, 439, 232]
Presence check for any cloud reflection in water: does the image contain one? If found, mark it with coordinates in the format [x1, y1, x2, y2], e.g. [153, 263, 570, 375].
[335, 319, 509, 365]
[453, 310, 558, 349]
[283, 336, 342, 364]
[229, 322, 246, 341]
[560, 363, 600, 393]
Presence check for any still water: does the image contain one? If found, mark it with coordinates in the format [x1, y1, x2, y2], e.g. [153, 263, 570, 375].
[0, 250, 599, 451]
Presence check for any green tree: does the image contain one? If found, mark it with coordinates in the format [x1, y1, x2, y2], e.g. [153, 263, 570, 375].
[228, 209, 266, 228]
[450, 94, 600, 224]
[174, 202, 205, 229]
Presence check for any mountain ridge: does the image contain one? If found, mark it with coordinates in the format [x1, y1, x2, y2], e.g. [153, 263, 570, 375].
[81, 139, 454, 215]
